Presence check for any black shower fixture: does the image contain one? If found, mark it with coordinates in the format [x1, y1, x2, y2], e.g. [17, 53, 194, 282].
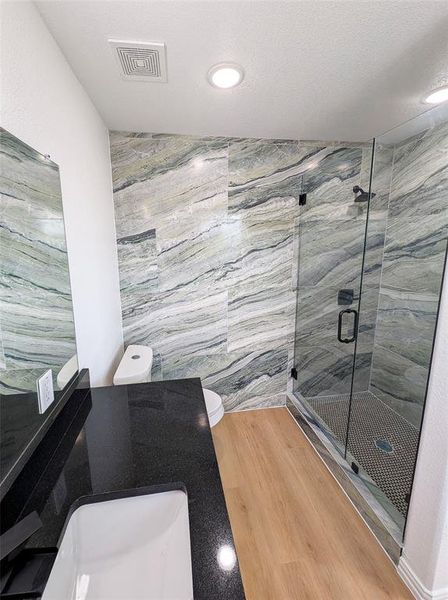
[353, 185, 376, 202]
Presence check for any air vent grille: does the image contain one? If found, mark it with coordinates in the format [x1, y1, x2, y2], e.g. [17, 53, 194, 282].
[118, 47, 161, 77]
[109, 40, 167, 82]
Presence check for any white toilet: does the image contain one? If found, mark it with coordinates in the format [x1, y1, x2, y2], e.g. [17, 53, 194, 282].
[113, 345, 154, 385]
[202, 388, 224, 428]
[113, 345, 224, 427]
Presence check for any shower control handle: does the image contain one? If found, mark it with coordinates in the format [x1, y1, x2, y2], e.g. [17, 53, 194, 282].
[337, 308, 358, 343]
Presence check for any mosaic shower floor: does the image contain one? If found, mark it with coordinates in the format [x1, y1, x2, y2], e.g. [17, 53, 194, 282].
[305, 391, 420, 517]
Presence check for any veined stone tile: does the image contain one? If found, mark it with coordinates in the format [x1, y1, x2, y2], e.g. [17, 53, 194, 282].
[295, 285, 357, 354]
[229, 140, 336, 220]
[298, 145, 363, 222]
[295, 345, 371, 399]
[380, 215, 447, 295]
[366, 120, 448, 423]
[389, 165, 448, 221]
[359, 145, 374, 191]
[293, 281, 374, 397]
[295, 345, 355, 398]
[0, 368, 50, 395]
[0, 222, 73, 362]
[117, 228, 158, 297]
[221, 217, 294, 290]
[228, 139, 318, 220]
[155, 189, 228, 245]
[299, 213, 387, 290]
[121, 298, 159, 360]
[373, 288, 439, 367]
[370, 344, 428, 419]
[388, 120, 448, 214]
[362, 225, 387, 290]
[297, 216, 369, 288]
[1, 199, 71, 294]
[351, 352, 373, 393]
[162, 348, 288, 411]
[111, 132, 228, 239]
[357, 286, 381, 357]
[123, 289, 228, 361]
[293, 283, 362, 399]
[111, 125, 447, 419]
[1, 296, 77, 370]
[111, 131, 227, 183]
[369, 144, 394, 213]
[157, 220, 230, 293]
[291, 217, 300, 291]
[0, 131, 63, 219]
[112, 131, 230, 295]
[0, 130, 76, 390]
[227, 285, 295, 352]
[0, 325, 5, 370]
[149, 349, 163, 382]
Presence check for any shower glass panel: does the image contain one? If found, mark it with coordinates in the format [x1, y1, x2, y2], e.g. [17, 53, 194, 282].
[293, 102, 448, 539]
[346, 103, 448, 533]
[293, 142, 373, 451]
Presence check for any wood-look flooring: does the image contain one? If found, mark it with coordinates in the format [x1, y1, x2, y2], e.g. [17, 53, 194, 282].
[212, 408, 413, 600]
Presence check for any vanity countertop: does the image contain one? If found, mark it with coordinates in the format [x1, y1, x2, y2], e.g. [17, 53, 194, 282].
[2, 378, 245, 599]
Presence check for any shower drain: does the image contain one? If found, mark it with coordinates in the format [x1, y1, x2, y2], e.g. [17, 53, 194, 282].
[374, 438, 394, 454]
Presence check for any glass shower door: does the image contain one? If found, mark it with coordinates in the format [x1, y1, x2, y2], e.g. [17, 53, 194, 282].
[293, 104, 448, 539]
[292, 142, 373, 453]
[345, 106, 448, 533]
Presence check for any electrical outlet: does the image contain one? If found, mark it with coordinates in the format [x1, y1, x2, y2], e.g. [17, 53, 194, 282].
[37, 369, 54, 414]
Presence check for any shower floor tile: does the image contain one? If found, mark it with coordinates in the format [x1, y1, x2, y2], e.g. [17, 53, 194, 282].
[305, 391, 419, 517]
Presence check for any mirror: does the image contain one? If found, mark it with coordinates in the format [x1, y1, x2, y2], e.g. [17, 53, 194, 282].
[0, 129, 78, 487]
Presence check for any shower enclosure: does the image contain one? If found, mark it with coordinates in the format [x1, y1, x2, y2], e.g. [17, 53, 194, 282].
[291, 102, 448, 546]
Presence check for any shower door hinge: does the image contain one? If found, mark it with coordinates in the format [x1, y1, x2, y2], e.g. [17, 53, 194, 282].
[405, 493, 410, 505]
[290, 367, 298, 380]
[351, 462, 359, 474]
[299, 193, 307, 206]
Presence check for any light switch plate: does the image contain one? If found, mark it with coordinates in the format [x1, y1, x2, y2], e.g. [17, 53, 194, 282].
[37, 369, 54, 414]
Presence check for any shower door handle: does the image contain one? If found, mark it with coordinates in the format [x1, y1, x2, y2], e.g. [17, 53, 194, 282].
[337, 309, 359, 343]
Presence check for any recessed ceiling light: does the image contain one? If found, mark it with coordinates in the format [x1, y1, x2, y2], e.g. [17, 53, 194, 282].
[424, 85, 448, 104]
[207, 63, 244, 89]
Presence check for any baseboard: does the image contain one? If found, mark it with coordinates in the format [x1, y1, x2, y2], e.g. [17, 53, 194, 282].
[398, 557, 448, 600]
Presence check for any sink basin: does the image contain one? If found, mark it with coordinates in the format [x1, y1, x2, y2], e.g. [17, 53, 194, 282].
[42, 489, 193, 600]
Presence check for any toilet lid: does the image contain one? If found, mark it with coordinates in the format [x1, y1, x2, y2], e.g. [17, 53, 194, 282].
[203, 388, 223, 416]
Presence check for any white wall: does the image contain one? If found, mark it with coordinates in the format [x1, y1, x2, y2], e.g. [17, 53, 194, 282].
[400, 255, 448, 600]
[0, 0, 123, 386]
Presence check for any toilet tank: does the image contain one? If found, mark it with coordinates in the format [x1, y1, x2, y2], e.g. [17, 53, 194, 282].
[113, 345, 153, 386]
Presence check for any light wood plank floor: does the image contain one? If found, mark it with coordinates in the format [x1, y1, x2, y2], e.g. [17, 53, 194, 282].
[212, 408, 413, 600]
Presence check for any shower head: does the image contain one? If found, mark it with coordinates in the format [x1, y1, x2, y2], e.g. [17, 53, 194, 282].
[353, 185, 376, 203]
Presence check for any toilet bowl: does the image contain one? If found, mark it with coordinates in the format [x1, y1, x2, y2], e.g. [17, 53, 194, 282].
[113, 345, 153, 385]
[203, 388, 224, 428]
[113, 346, 224, 427]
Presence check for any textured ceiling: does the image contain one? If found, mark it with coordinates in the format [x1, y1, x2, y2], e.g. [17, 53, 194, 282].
[36, 0, 448, 141]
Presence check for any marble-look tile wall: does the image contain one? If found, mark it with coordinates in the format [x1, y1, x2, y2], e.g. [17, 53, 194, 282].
[0, 130, 77, 394]
[111, 132, 367, 410]
[369, 121, 448, 427]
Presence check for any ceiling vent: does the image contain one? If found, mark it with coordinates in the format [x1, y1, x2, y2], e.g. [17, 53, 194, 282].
[109, 40, 167, 82]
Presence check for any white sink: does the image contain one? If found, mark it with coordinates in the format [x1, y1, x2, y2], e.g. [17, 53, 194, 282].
[42, 489, 193, 600]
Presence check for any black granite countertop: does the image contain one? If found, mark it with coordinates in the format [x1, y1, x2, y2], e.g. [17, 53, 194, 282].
[0, 378, 246, 599]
